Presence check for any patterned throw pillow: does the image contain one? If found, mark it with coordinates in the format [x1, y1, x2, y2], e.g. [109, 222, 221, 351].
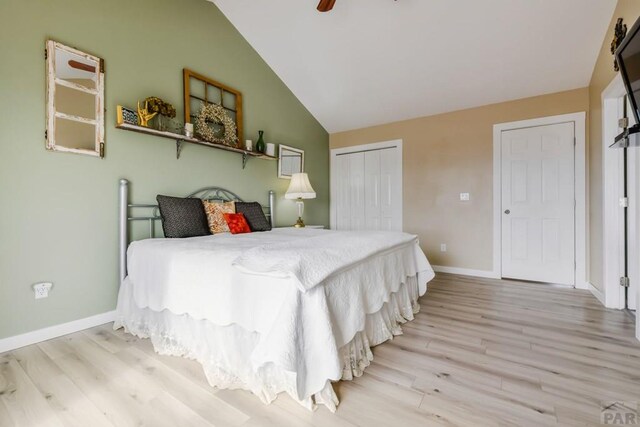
[203, 200, 236, 234]
[156, 195, 210, 238]
[235, 201, 272, 231]
[223, 213, 252, 234]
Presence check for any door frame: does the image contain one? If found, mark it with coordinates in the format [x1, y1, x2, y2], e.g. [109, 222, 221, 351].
[602, 75, 627, 308]
[492, 112, 587, 288]
[330, 139, 403, 230]
[602, 74, 640, 311]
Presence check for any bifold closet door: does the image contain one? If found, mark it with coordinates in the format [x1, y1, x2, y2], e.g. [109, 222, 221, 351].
[334, 147, 401, 231]
[334, 151, 365, 230]
[365, 149, 400, 231]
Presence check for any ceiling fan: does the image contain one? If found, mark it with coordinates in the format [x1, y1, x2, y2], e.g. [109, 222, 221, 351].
[317, 0, 396, 13]
[317, 0, 336, 12]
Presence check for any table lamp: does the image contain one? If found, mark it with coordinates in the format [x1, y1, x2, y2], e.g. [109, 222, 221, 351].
[285, 173, 316, 228]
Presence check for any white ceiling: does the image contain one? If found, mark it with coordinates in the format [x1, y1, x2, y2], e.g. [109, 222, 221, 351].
[210, 0, 616, 133]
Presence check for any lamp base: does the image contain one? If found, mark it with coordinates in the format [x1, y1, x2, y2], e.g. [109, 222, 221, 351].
[294, 217, 305, 228]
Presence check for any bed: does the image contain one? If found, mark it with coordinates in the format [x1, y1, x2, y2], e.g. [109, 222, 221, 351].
[114, 179, 434, 411]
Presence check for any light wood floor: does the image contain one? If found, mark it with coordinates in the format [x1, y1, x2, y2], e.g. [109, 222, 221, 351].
[1, 274, 639, 426]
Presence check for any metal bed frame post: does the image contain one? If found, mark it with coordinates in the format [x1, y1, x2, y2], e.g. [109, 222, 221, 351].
[269, 190, 275, 228]
[118, 179, 275, 284]
[119, 179, 129, 284]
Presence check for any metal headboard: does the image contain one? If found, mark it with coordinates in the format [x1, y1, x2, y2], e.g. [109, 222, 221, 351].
[118, 179, 275, 282]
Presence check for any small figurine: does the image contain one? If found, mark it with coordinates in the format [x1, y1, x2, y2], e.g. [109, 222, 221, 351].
[611, 18, 628, 72]
[137, 100, 157, 127]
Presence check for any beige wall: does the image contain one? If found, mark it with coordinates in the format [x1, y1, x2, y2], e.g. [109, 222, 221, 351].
[588, 1, 640, 291]
[331, 88, 588, 271]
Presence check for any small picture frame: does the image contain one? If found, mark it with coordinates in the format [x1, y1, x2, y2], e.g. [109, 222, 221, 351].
[116, 105, 139, 126]
[278, 144, 304, 179]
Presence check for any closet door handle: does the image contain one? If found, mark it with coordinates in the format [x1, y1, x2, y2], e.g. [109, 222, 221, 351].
[504, 209, 511, 215]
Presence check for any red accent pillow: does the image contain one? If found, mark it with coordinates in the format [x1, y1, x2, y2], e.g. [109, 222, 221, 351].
[223, 213, 252, 234]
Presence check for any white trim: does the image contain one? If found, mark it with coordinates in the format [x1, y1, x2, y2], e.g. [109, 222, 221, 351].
[330, 139, 403, 155]
[587, 282, 606, 306]
[602, 75, 628, 309]
[432, 265, 499, 279]
[492, 112, 588, 289]
[330, 139, 403, 230]
[0, 310, 116, 353]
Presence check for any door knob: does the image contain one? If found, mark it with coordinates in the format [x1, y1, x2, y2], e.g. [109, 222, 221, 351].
[504, 209, 510, 214]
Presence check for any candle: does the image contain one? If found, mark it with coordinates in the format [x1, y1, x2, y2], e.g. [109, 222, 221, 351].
[266, 143, 275, 157]
[184, 123, 194, 138]
[245, 140, 253, 151]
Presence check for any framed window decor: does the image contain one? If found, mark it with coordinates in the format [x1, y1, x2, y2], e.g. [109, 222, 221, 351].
[45, 40, 105, 157]
[183, 68, 243, 146]
[278, 144, 304, 179]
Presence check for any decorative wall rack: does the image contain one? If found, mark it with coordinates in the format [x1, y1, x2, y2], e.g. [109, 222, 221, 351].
[115, 122, 276, 168]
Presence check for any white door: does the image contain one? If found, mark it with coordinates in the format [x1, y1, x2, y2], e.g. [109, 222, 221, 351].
[501, 122, 575, 285]
[332, 142, 402, 231]
[334, 151, 366, 230]
[349, 152, 366, 231]
[364, 148, 399, 230]
[602, 81, 638, 311]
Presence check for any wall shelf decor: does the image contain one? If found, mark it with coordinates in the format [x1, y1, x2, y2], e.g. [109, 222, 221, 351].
[184, 68, 243, 145]
[46, 40, 105, 158]
[116, 106, 275, 168]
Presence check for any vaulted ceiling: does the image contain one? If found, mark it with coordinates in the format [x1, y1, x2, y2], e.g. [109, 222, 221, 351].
[210, 0, 616, 133]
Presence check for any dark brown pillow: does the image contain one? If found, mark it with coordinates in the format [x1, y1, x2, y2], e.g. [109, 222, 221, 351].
[235, 201, 272, 231]
[156, 195, 210, 238]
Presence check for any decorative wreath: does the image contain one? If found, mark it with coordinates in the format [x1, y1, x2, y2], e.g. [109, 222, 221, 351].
[195, 103, 238, 147]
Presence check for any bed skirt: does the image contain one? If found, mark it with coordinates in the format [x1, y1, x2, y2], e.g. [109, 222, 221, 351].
[113, 274, 420, 412]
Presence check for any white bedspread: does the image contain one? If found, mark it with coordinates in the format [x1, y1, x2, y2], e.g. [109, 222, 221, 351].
[122, 228, 434, 402]
[233, 231, 420, 292]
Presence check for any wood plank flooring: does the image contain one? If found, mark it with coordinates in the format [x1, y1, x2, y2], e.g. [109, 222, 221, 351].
[1, 273, 639, 426]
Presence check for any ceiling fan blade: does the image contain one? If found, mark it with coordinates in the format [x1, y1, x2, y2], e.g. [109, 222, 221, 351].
[68, 60, 96, 73]
[317, 0, 336, 12]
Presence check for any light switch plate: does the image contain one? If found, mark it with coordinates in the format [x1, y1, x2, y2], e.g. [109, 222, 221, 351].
[460, 193, 470, 201]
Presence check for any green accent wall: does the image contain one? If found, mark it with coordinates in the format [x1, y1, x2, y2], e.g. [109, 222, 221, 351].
[0, 0, 329, 339]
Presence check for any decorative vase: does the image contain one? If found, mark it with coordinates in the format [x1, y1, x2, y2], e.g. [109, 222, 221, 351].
[256, 130, 266, 153]
[156, 115, 167, 132]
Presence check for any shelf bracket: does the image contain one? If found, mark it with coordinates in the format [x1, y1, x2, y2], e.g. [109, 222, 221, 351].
[176, 140, 183, 159]
[242, 152, 248, 169]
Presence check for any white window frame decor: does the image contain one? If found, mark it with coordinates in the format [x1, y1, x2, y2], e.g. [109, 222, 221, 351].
[46, 40, 105, 158]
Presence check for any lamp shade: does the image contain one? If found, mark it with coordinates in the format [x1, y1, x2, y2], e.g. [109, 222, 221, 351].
[285, 173, 316, 200]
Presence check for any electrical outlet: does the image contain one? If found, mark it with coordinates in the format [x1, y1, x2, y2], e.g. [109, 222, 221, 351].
[33, 282, 53, 299]
[460, 192, 470, 201]
[440, 243, 447, 252]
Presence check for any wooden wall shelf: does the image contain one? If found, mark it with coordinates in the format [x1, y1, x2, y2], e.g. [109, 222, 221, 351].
[115, 122, 276, 168]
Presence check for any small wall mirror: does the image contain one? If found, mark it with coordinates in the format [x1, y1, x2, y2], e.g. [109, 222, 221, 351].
[278, 144, 304, 179]
[46, 40, 105, 157]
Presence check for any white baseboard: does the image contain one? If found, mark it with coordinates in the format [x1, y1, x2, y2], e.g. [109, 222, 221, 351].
[0, 310, 116, 354]
[432, 265, 499, 279]
[574, 281, 590, 291]
[587, 282, 606, 306]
